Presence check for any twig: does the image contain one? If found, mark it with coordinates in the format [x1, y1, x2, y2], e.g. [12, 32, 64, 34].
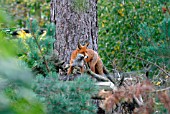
[91, 96, 105, 100]
[139, 95, 143, 103]
[154, 86, 170, 93]
[103, 66, 115, 84]
[113, 69, 121, 78]
[133, 95, 144, 106]
[96, 82, 117, 90]
[29, 19, 50, 72]
[127, 52, 170, 77]
[118, 75, 124, 87]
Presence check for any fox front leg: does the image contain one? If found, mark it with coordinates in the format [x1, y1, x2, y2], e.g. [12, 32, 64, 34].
[67, 66, 73, 75]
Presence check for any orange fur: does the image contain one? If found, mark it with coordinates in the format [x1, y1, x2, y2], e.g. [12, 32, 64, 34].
[67, 42, 104, 75]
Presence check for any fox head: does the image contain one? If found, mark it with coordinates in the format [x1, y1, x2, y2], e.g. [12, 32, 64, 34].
[77, 42, 89, 59]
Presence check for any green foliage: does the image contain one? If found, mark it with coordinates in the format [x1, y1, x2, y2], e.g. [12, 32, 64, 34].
[98, 0, 164, 71]
[0, 10, 14, 28]
[33, 72, 98, 114]
[0, 33, 17, 57]
[0, 9, 45, 114]
[3, 84, 45, 114]
[0, 10, 17, 57]
[0, 0, 51, 27]
[0, 59, 45, 114]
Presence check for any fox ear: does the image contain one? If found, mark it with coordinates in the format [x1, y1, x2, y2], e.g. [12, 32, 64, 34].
[85, 42, 89, 47]
[78, 42, 82, 49]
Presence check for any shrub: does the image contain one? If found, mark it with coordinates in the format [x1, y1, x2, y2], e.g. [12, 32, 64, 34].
[33, 72, 99, 114]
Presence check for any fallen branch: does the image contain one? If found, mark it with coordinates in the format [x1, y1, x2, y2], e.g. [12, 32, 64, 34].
[86, 69, 109, 82]
[83, 62, 117, 86]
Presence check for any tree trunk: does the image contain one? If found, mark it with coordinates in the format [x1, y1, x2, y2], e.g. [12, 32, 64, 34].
[50, 0, 98, 64]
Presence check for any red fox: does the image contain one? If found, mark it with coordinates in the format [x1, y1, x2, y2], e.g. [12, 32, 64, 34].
[67, 42, 105, 75]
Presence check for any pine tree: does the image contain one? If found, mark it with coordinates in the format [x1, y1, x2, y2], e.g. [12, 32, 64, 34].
[33, 73, 98, 114]
[138, 1, 170, 81]
[17, 19, 57, 75]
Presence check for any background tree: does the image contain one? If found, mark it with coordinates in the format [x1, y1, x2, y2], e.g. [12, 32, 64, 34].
[50, 0, 98, 63]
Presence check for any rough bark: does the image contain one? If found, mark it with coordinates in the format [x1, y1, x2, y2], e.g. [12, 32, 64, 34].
[50, 0, 98, 64]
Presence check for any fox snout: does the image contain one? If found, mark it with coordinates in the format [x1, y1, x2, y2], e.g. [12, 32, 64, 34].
[84, 52, 88, 59]
[77, 53, 88, 60]
[77, 54, 85, 60]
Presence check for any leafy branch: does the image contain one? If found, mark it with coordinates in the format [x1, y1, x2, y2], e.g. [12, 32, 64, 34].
[126, 52, 170, 77]
[29, 18, 50, 72]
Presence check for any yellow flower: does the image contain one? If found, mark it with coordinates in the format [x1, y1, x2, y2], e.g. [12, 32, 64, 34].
[101, 20, 107, 28]
[134, 16, 137, 19]
[160, 40, 164, 44]
[111, 51, 115, 55]
[40, 31, 47, 40]
[155, 81, 161, 86]
[41, 47, 45, 52]
[139, 37, 142, 41]
[114, 45, 120, 51]
[120, 4, 123, 7]
[117, 41, 121, 45]
[17, 30, 31, 39]
[102, 22, 105, 27]
[118, 9, 124, 17]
